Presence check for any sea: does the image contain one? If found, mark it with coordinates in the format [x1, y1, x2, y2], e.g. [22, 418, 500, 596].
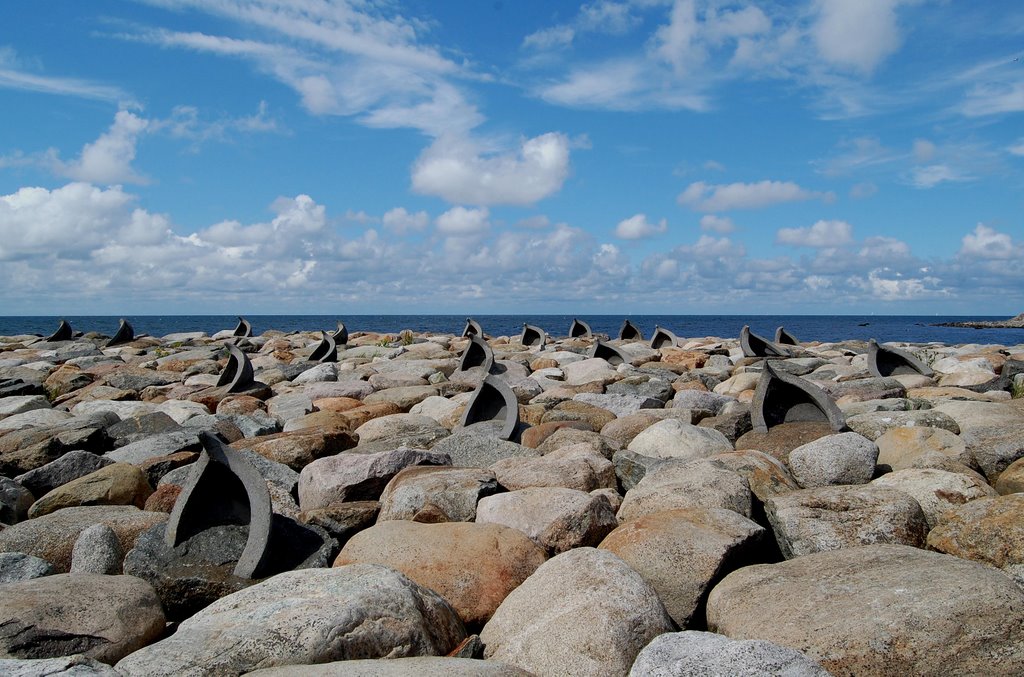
[1, 315, 1023, 347]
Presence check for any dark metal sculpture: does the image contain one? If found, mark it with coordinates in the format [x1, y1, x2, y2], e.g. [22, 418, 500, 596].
[569, 318, 592, 339]
[751, 361, 846, 433]
[867, 339, 934, 378]
[650, 325, 679, 349]
[618, 319, 643, 341]
[590, 340, 630, 366]
[164, 432, 272, 579]
[740, 325, 789, 358]
[106, 318, 135, 347]
[520, 323, 546, 348]
[332, 321, 348, 346]
[775, 327, 799, 346]
[460, 374, 520, 441]
[45, 319, 73, 342]
[458, 334, 495, 373]
[233, 316, 253, 338]
[216, 344, 256, 393]
[462, 318, 483, 338]
[309, 330, 338, 363]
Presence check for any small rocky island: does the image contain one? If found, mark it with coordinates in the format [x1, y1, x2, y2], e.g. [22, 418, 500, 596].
[935, 312, 1024, 329]
[1, 318, 1024, 675]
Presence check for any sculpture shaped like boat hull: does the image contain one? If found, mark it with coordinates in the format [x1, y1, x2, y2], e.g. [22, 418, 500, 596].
[216, 344, 256, 393]
[650, 325, 679, 349]
[460, 374, 520, 441]
[462, 318, 483, 338]
[590, 340, 630, 366]
[309, 331, 338, 363]
[569, 318, 592, 339]
[106, 319, 135, 347]
[458, 334, 495, 373]
[618, 319, 643, 341]
[233, 316, 253, 338]
[867, 339, 934, 378]
[520, 323, 546, 348]
[741, 325, 789, 358]
[752, 361, 846, 433]
[45, 319, 73, 342]
[332, 322, 348, 346]
[774, 326, 799, 346]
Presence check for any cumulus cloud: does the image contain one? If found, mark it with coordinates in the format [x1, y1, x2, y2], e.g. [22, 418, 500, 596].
[412, 133, 571, 206]
[958, 224, 1018, 260]
[614, 213, 667, 240]
[382, 207, 429, 234]
[435, 206, 490, 236]
[678, 180, 833, 211]
[56, 111, 149, 185]
[776, 220, 854, 248]
[811, 0, 904, 74]
[699, 214, 736, 233]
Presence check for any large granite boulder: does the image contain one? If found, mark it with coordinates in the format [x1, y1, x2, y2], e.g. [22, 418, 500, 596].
[926, 494, 1024, 569]
[0, 573, 164, 664]
[481, 548, 673, 676]
[787, 432, 878, 488]
[871, 468, 997, 527]
[626, 419, 733, 462]
[13, 451, 113, 498]
[334, 520, 547, 627]
[0, 654, 120, 676]
[706, 544, 1024, 675]
[629, 631, 828, 677]
[298, 447, 450, 510]
[618, 458, 752, 522]
[245, 657, 532, 676]
[476, 487, 618, 554]
[377, 466, 500, 523]
[27, 463, 153, 519]
[115, 565, 466, 675]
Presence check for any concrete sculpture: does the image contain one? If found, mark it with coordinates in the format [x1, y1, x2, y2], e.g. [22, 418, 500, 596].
[751, 361, 846, 433]
[650, 325, 679, 349]
[569, 318, 592, 339]
[308, 331, 338, 363]
[774, 327, 799, 346]
[520, 323, 546, 348]
[741, 325, 789, 358]
[460, 374, 520, 441]
[332, 322, 348, 346]
[458, 334, 495, 373]
[618, 319, 643, 341]
[105, 319, 135, 347]
[164, 432, 272, 579]
[45, 319, 73, 342]
[216, 344, 256, 393]
[462, 318, 483, 338]
[590, 340, 630, 366]
[867, 339, 935, 378]
[232, 316, 253, 338]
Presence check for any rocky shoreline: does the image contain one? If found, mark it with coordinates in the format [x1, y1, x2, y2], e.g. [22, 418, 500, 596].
[1, 320, 1023, 675]
[934, 311, 1024, 329]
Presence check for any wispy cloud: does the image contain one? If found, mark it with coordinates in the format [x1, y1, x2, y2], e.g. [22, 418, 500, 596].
[0, 46, 134, 105]
[678, 179, 834, 212]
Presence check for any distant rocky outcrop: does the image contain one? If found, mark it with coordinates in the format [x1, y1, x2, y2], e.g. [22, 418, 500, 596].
[935, 312, 1024, 329]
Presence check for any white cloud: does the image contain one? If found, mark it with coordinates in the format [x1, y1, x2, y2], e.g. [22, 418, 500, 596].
[523, 26, 576, 50]
[699, 214, 736, 233]
[910, 164, 972, 189]
[812, 0, 903, 74]
[913, 139, 936, 162]
[776, 220, 854, 248]
[703, 160, 726, 172]
[615, 213, 667, 240]
[958, 224, 1018, 260]
[382, 207, 429, 234]
[412, 132, 571, 206]
[961, 80, 1024, 117]
[653, 0, 704, 74]
[678, 180, 834, 211]
[58, 111, 149, 185]
[0, 47, 135, 105]
[850, 181, 878, 199]
[522, 1, 639, 51]
[435, 206, 490, 236]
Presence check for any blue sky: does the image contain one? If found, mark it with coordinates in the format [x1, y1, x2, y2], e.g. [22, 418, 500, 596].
[1, 0, 1023, 316]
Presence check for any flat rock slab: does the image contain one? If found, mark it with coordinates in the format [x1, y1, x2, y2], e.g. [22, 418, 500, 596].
[927, 494, 1024, 569]
[0, 573, 164, 665]
[630, 631, 828, 677]
[765, 484, 929, 559]
[335, 520, 547, 627]
[0, 654, 120, 676]
[706, 544, 1024, 676]
[845, 410, 960, 440]
[481, 547, 673, 677]
[115, 564, 466, 676]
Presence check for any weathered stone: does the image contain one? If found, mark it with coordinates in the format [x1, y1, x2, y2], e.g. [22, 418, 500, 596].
[0, 409, 73, 431]
[706, 544, 1024, 675]
[12, 451, 114, 498]
[535, 427, 620, 459]
[618, 458, 752, 523]
[765, 484, 928, 558]
[872, 467, 997, 527]
[0, 505, 167, 572]
[143, 484, 181, 513]
[613, 449, 665, 493]
[627, 418, 733, 462]
[0, 552, 54, 583]
[0, 416, 114, 476]
[481, 548, 673, 677]
[353, 413, 450, 452]
[104, 430, 200, 465]
[363, 385, 439, 411]
[707, 450, 801, 503]
[599, 507, 766, 627]
[335, 520, 547, 627]
[69, 523, 124, 574]
[114, 565, 467, 675]
[926, 494, 1024, 569]
[875, 426, 970, 471]
[846, 409, 960, 441]
[787, 432, 878, 488]
[519, 420, 593, 448]
[27, 463, 152, 519]
[735, 421, 836, 464]
[245, 657, 531, 676]
[995, 455, 1024, 495]
[431, 429, 538, 468]
[491, 445, 615, 492]
[821, 376, 907, 403]
[0, 573, 164, 664]
[0, 476, 33, 524]
[0, 396, 50, 421]
[542, 400, 616, 431]
[298, 447, 450, 510]
[377, 466, 499, 523]
[106, 411, 182, 446]
[0, 654, 121, 676]
[697, 409, 753, 445]
[232, 428, 356, 471]
[572, 393, 661, 418]
[560, 357, 619, 385]
[476, 487, 618, 554]
[629, 631, 828, 677]
[298, 501, 379, 547]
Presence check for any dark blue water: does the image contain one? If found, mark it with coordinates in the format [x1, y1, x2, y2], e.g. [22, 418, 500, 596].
[2, 315, 1022, 346]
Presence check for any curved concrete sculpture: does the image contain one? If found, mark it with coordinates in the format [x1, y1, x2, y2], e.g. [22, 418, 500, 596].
[752, 361, 846, 433]
[332, 322, 348, 346]
[45, 319, 73, 342]
[774, 326, 799, 346]
[232, 316, 253, 338]
[569, 318, 592, 339]
[309, 330, 338, 363]
[216, 343, 256, 393]
[520, 323, 546, 349]
[650, 325, 679, 349]
[590, 339, 630, 366]
[740, 325, 789, 358]
[164, 432, 272, 579]
[460, 374, 520, 441]
[458, 334, 495, 373]
[106, 318, 135, 347]
[618, 319, 643, 341]
[867, 339, 934, 378]
[462, 317, 483, 338]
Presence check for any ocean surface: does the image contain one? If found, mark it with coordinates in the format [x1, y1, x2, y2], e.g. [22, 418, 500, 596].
[2, 315, 1023, 347]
